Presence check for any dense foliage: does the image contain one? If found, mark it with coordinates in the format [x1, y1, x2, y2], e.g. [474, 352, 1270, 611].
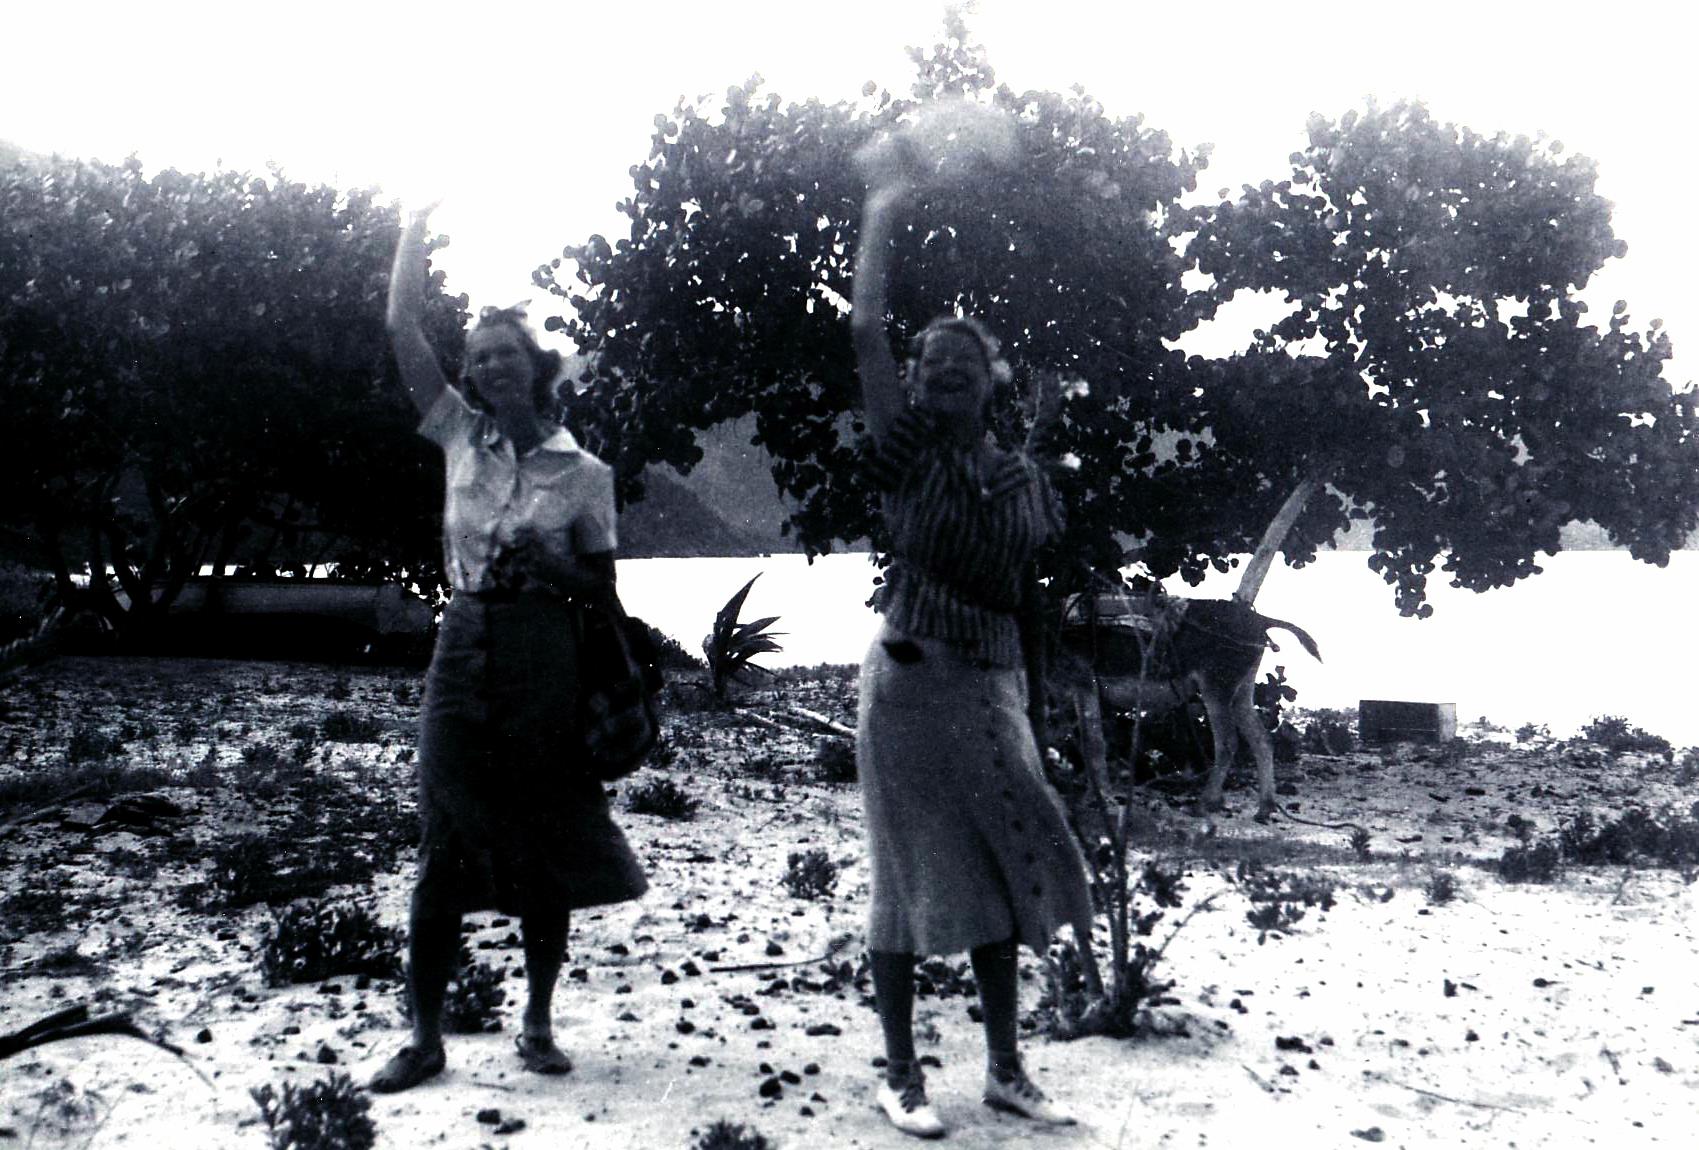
[0, 154, 468, 634]
[540, 16, 1696, 614]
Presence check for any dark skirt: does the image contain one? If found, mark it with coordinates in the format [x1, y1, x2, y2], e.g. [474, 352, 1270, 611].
[415, 592, 648, 917]
[856, 625, 1094, 956]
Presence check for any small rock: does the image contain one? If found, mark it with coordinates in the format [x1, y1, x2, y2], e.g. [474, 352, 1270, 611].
[476, 1108, 501, 1125]
[681, 961, 702, 977]
[315, 1044, 338, 1065]
[1350, 1128, 1386, 1143]
[689, 1055, 711, 1067]
[781, 1070, 802, 1085]
[759, 1076, 783, 1099]
[804, 1023, 841, 1037]
[195, 1028, 212, 1044]
[494, 1119, 526, 1135]
[617, 1011, 639, 1023]
[803, 1062, 819, 1075]
[608, 943, 629, 957]
[569, 968, 589, 982]
[1443, 979, 1457, 998]
[661, 970, 679, 985]
[918, 1055, 941, 1069]
[1275, 1036, 1313, 1053]
[765, 941, 784, 957]
[676, 1020, 696, 1035]
[751, 1017, 775, 1031]
[1465, 1029, 1479, 1042]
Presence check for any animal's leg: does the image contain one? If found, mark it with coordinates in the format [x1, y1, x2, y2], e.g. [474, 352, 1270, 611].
[1065, 689, 1106, 998]
[1198, 684, 1236, 811]
[1233, 681, 1279, 822]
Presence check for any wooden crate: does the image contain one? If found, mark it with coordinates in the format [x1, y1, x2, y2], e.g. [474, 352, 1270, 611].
[1358, 699, 1457, 745]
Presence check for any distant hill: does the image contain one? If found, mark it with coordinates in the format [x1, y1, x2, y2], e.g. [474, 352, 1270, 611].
[616, 464, 775, 558]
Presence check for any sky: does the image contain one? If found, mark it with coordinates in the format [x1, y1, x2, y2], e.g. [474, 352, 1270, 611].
[3, 0, 1693, 382]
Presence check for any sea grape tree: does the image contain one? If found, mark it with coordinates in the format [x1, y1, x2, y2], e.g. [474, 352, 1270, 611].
[539, 18, 1695, 615]
[0, 154, 468, 634]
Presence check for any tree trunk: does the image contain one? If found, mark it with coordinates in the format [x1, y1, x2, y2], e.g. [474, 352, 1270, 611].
[1232, 476, 1319, 608]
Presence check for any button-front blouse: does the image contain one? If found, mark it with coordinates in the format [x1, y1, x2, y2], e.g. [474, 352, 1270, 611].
[863, 407, 1063, 667]
[418, 387, 617, 594]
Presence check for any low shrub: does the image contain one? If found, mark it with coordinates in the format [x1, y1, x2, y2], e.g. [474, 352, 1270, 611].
[401, 948, 508, 1033]
[643, 622, 705, 673]
[1425, 870, 1459, 905]
[251, 1073, 375, 1150]
[185, 834, 378, 911]
[1497, 840, 1562, 884]
[1558, 805, 1699, 874]
[782, 849, 838, 900]
[693, 1120, 774, 1150]
[1236, 863, 1336, 944]
[1302, 710, 1356, 756]
[1348, 826, 1374, 861]
[625, 776, 698, 820]
[321, 710, 384, 744]
[1579, 715, 1671, 757]
[1042, 861, 1188, 1040]
[65, 722, 124, 765]
[812, 738, 856, 784]
[259, 900, 402, 987]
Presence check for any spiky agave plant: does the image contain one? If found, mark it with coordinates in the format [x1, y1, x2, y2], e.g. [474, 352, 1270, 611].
[703, 575, 783, 701]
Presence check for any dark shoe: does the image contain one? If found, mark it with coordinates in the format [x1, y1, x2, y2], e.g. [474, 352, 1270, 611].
[515, 1032, 573, 1075]
[368, 1043, 446, 1093]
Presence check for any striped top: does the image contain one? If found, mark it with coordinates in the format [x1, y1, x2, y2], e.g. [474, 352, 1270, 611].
[864, 408, 1063, 667]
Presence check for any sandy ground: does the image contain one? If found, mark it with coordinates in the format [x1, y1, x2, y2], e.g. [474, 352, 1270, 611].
[1, 656, 1697, 1149]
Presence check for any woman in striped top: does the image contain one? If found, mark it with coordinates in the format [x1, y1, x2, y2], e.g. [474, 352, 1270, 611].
[852, 178, 1095, 1138]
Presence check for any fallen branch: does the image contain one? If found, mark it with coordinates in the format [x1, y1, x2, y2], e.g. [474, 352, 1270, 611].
[732, 709, 787, 734]
[787, 706, 855, 738]
[1381, 1078, 1526, 1114]
[0, 783, 103, 839]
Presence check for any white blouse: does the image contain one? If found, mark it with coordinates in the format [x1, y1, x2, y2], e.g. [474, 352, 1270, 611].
[418, 387, 617, 593]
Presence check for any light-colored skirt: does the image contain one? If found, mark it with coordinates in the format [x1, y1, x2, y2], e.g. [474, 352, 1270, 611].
[416, 592, 648, 917]
[856, 624, 1094, 956]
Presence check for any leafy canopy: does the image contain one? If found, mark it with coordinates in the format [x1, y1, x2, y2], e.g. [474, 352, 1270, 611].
[0, 153, 468, 629]
[540, 19, 1693, 614]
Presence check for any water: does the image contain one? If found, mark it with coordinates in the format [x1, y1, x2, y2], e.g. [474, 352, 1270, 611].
[617, 550, 1699, 748]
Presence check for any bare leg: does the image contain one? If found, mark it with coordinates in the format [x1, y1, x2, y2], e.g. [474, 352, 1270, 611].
[517, 906, 573, 1073]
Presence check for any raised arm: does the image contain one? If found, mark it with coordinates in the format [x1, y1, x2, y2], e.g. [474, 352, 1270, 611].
[851, 183, 910, 444]
[386, 206, 450, 416]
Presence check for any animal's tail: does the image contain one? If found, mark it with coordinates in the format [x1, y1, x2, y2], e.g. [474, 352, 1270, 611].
[1262, 617, 1321, 662]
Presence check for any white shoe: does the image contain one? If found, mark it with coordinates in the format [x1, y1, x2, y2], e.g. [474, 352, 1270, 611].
[877, 1074, 947, 1139]
[983, 1065, 1077, 1125]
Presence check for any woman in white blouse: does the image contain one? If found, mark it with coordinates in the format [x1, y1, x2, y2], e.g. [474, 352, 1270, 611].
[368, 204, 647, 1093]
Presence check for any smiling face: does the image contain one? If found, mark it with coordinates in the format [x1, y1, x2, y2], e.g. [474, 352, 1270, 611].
[465, 324, 540, 415]
[912, 327, 993, 427]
